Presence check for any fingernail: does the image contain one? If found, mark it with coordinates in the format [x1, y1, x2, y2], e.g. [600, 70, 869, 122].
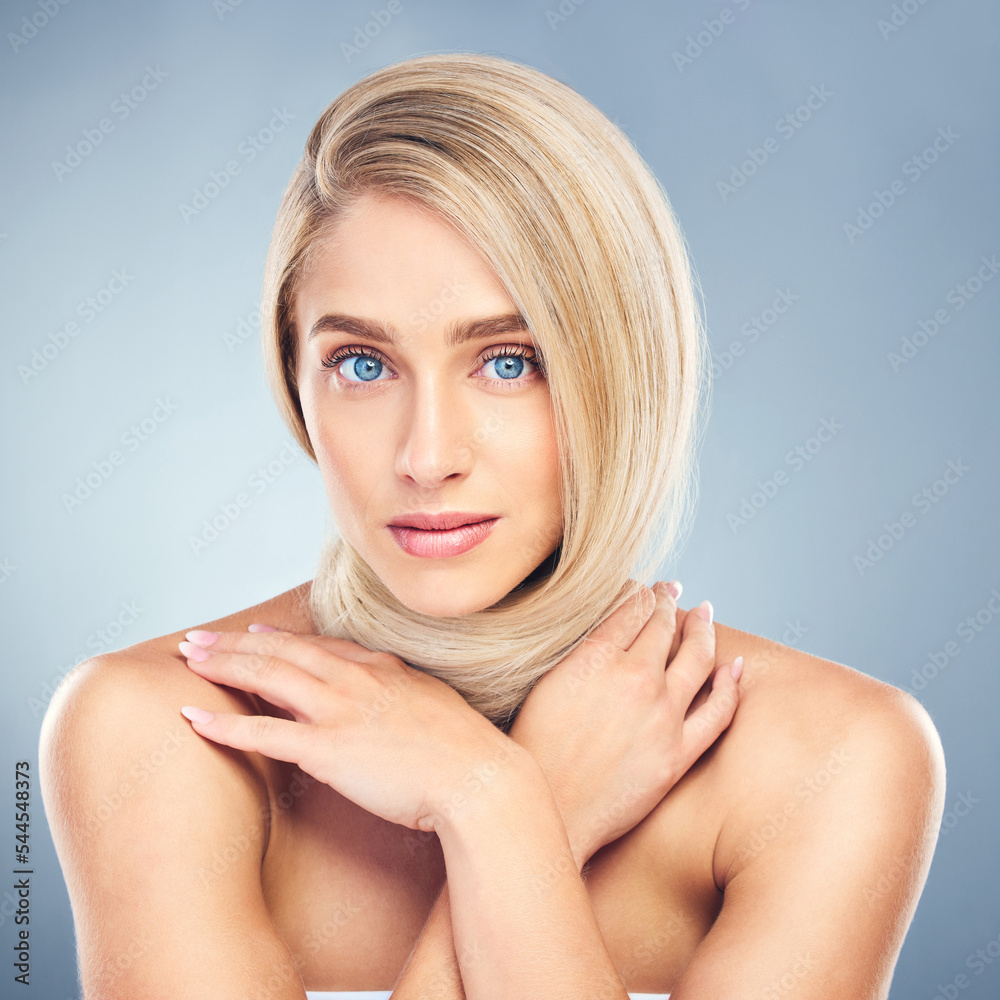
[185, 630, 219, 647]
[181, 705, 215, 724]
[248, 623, 278, 632]
[179, 640, 211, 662]
[731, 655, 744, 682]
[695, 600, 713, 624]
[666, 580, 683, 600]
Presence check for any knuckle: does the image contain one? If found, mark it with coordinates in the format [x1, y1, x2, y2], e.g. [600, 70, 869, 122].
[684, 629, 715, 662]
[257, 631, 293, 657]
[252, 714, 276, 743]
[250, 654, 282, 682]
[370, 650, 401, 671]
[619, 661, 660, 701]
[584, 636, 620, 668]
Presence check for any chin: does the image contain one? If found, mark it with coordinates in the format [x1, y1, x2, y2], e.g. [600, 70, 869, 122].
[389, 579, 508, 618]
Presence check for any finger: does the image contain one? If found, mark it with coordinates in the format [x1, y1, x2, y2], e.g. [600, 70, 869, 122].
[181, 705, 315, 768]
[622, 581, 681, 673]
[248, 624, 375, 662]
[584, 582, 657, 650]
[301, 634, 393, 665]
[680, 659, 740, 763]
[220, 627, 387, 667]
[662, 600, 717, 709]
[183, 629, 333, 673]
[179, 644, 330, 723]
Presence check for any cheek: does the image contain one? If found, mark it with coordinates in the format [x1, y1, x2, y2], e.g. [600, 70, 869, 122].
[308, 412, 381, 510]
[493, 403, 562, 505]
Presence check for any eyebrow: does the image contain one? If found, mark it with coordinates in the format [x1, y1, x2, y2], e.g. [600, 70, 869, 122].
[306, 312, 530, 347]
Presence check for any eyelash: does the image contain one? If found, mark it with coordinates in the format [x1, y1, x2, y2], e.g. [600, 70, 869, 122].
[320, 344, 545, 391]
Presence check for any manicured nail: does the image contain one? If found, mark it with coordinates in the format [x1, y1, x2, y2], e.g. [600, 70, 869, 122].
[695, 599, 713, 624]
[731, 655, 744, 682]
[666, 580, 683, 600]
[181, 705, 215, 724]
[185, 630, 219, 647]
[179, 641, 211, 662]
[248, 623, 278, 632]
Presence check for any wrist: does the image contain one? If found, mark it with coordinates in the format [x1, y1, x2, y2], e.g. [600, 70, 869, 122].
[560, 811, 600, 870]
[432, 737, 536, 839]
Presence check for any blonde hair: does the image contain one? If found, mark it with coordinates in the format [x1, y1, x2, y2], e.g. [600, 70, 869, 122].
[261, 52, 710, 731]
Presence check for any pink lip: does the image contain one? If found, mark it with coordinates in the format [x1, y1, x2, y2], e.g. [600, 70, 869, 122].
[388, 517, 501, 558]
[388, 511, 500, 530]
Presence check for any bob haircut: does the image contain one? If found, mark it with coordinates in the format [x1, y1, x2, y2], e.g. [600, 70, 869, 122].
[260, 52, 710, 731]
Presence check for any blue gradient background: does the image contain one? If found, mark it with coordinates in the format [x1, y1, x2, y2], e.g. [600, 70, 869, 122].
[1, 1, 998, 998]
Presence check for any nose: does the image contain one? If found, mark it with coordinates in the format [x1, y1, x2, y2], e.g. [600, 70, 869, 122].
[394, 381, 476, 488]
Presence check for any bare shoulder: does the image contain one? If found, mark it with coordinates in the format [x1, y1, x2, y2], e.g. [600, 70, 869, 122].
[37, 581, 316, 997]
[41, 579, 313, 767]
[700, 614, 947, 888]
[39, 578, 316, 825]
[644, 614, 949, 994]
[103, 577, 315, 664]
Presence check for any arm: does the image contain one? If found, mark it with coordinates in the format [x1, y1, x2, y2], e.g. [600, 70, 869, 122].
[391, 885, 466, 998]
[393, 589, 735, 998]
[395, 858, 601, 998]
[39, 655, 308, 1000]
[396, 760, 617, 999]
[430, 746, 627, 1000]
[171, 588, 734, 999]
[670, 685, 946, 998]
[392, 810, 595, 998]
[392, 757, 626, 1000]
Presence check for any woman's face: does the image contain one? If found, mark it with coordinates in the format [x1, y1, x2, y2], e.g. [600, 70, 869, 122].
[293, 193, 563, 617]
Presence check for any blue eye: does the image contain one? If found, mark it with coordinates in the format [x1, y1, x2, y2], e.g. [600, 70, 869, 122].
[343, 355, 386, 382]
[321, 346, 392, 383]
[483, 353, 525, 379]
[478, 346, 543, 383]
[320, 344, 544, 390]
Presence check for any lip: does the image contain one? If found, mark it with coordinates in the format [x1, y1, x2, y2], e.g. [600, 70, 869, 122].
[388, 516, 501, 558]
[387, 511, 500, 530]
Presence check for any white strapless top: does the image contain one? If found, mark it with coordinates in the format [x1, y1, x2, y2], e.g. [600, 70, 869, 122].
[305, 993, 669, 999]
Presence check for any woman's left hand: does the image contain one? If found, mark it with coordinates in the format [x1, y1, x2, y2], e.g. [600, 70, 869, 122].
[176, 626, 518, 833]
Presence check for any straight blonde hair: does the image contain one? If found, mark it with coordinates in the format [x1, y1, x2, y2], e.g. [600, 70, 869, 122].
[261, 52, 710, 731]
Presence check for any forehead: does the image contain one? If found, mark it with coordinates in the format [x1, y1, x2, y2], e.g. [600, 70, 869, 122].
[303, 195, 485, 280]
[293, 194, 516, 322]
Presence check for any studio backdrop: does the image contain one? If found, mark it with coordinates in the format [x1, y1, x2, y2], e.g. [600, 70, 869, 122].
[1, 1, 997, 998]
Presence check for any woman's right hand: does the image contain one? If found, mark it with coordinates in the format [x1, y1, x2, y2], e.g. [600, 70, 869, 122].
[507, 581, 742, 865]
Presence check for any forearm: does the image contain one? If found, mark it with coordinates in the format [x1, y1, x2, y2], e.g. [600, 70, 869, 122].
[392, 828, 596, 998]
[391, 884, 465, 999]
[431, 748, 625, 1000]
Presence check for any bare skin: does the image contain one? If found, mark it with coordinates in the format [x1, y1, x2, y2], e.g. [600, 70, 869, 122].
[41, 580, 944, 998]
[40, 193, 947, 998]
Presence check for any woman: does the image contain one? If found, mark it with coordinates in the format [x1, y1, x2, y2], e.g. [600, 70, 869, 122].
[39, 53, 945, 999]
